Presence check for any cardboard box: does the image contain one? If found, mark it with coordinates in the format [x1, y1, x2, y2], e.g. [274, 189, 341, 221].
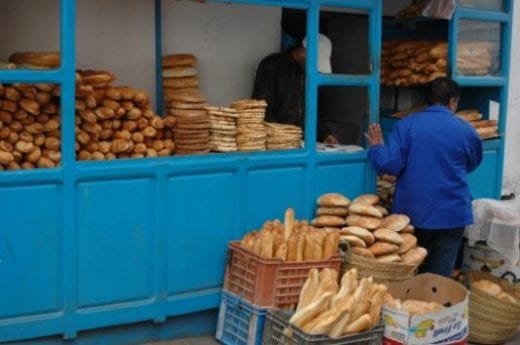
[463, 243, 520, 282]
[382, 273, 469, 345]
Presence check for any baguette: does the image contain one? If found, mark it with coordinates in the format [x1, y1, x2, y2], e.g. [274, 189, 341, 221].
[275, 243, 287, 261]
[343, 313, 372, 335]
[297, 233, 306, 262]
[284, 208, 295, 241]
[297, 268, 320, 310]
[323, 232, 339, 259]
[287, 234, 299, 261]
[290, 292, 333, 328]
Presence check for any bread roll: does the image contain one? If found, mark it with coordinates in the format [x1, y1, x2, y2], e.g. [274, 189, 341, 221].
[346, 214, 382, 230]
[317, 193, 351, 207]
[340, 235, 366, 248]
[340, 226, 375, 245]
[401, 247, 427, 265]
[376, 205, 389, 217]
[352, 194, 379, 205]
[162, 66, 197, 78]
[401, 225, 415, 234]
[368, 242, 400, 256]
[162, 54, 197, 67]
[316, 206, 348, 217]
[349, 203, 383, 218]
[351, 247, 375, 259]
[375, 253, 402, 263]
[373, 228, 404, 245]
[381, 214, 410, 232]
[399, 233, 418, 254]
[473, 279, 503, 297]
[297, 233, 306, 262]
[312, 215, 346, 227]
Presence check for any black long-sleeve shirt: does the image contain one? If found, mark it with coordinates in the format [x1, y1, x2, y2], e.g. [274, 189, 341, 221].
[251, 51, 331, 141]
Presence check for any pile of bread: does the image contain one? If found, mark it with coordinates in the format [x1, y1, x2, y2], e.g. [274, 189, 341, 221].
[377, 175, 396, 211]
[456, 109, 498, 140]
[473, 279, 519, 304]
[457, 41, 496, 76]
[239, 208, 339, 262]
[265, 122, 303, 150]
[381, 40, 447, 87]
[384, 293, 444, 315]
[233, 99, 268, 151]
[289, 268, 386, 337]
[312, 192, 427, 266]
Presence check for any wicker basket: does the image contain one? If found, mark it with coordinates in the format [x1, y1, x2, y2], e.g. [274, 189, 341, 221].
[458, 270, 520, 344]
[340, 241, 419, 284]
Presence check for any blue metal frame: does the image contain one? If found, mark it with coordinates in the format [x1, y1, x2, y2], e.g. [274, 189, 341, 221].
[1, 0, 512, 343]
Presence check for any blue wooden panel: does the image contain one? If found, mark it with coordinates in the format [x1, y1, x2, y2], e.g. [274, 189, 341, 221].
[166, 172, 238, 297]
[246, 167, 306, 228]
[468, 149, 499, 199]
[0, 184, 61, 319]
[76, 178, 154, 308]
[316, 162, 367, 200]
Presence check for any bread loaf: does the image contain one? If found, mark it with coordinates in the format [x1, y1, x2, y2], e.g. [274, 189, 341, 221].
[298, 268, 320, 309]
[340, 235, 366, 248]
[368, 242, 400, 256]
[352, 194, 379, 205]
[317, 193, 351, 207]
[340, 226, 375, 245]
[373, 228, 404, 245]
[351, 247, 375, 259]
[346, 214, 382, 230]
[349, 203, 383, 218]
[381, 214, 410, 232]
[401, 247, 427, 265]
[399, 233, 418, 254]
[161, 54, 197, 67]
[375, 253, 402, 263]
[473, 279, 503, 297]
[312, 215, 346, 227]
[316, 206, 348, 217]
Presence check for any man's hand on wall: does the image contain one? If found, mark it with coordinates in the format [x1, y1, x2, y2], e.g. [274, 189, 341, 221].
[365, 124, 384, 147]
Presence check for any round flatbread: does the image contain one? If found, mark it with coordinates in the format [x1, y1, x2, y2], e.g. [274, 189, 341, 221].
[162, 66, 197, 78]
[162, 54, 197, 68]
[162, 76, 199, 88]
[167, 101, 208, 110]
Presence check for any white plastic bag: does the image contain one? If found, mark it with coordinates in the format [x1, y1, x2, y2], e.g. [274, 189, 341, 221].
[422, 0, 456, 20]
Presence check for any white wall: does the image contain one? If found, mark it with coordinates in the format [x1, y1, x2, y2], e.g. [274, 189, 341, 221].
[0, 0, 281, 106]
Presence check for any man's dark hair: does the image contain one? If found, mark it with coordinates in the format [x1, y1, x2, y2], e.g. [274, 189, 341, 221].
[425, 77, 461, 106]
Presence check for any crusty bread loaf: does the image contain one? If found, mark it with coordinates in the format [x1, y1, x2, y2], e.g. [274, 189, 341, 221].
[351, 247, 375, 259]
[375, 253, 402, 263]
[317, 193, 351, 207]
[340, 235, 366, 248]
[346, 214, 382, 230]
[316, 206, 348, 217]
[298, 268, 320, 309]
[368, 242, 400, 256]
[9, 52, 60, 68]
[323, 232, 339, 259]
[312, 215, 346, 227]
[352, 194, 379, 205]
[373, 228, 404, 245]
[399, 233, 418, 254]
[340, 226, 375, 245]
[349, 202, 384, 218]
[162, 54, 197, 67]
[162, 76, 199, 89]
[401, 247, 427, 265]
[381, 214, 410, 232]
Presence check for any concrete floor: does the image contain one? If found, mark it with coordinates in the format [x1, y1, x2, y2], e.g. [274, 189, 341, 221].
[142, 332, 520, 345]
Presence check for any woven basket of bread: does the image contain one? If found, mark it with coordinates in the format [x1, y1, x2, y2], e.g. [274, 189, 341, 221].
[458, 270, 520, 344]
[342, 252, 418, 284]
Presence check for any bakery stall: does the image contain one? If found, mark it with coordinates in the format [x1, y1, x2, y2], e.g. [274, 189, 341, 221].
[0, 0, 514, 344]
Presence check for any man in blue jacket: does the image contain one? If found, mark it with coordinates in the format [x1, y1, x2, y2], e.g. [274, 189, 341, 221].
[365, 78, 483, 277]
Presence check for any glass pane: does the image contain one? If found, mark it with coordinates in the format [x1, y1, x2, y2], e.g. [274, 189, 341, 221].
[319, 7, 370, 75]
[317, 86, 368, 152]
[0, 0, 60, 70]
[457, 0, 503, 12]
[0, 83, 61, 170]
[457, 20, 501, 76]
[457, 87, 500, 140]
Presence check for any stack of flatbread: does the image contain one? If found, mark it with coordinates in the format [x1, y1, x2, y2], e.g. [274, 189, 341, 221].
[456, 109, 499, 140]
[162, 54, 211, 155]
[230, 99, 267, 152]
[205, 106, 238, 152]
[265, 122, 303, 150]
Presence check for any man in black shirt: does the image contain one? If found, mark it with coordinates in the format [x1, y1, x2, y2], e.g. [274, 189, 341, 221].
[252, 34, 338, 144]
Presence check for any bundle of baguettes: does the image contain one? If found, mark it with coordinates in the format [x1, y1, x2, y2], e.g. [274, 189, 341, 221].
[456, 109, 498, 140]
[289, 268, 386, 337]
[381, 40, 447, 87]
[162, 54, 211, 155]
[384, 293, 444, 315]
[239, 208, 340, 262]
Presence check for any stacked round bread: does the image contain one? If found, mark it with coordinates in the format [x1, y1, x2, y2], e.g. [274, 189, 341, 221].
[162, 54, 210, 155]
[265, 122, 302, 150]
[312, 192, 427, 265]
[205, 106, 238, 152]
[381, 40, 448, 87]
[231, 99, 267, 151]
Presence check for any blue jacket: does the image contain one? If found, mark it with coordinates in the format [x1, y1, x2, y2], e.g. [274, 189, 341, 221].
[368, 105, 483, 229]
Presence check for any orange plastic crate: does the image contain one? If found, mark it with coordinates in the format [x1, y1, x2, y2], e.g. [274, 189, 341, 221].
[224, 241, 342, 308]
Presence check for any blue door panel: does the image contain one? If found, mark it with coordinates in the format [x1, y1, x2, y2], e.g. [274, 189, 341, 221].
[166, 171, 239, 297]
[76, 178, 154, 308]
[316, 162, 367, 202]
[246, 167, 306, 228]
[0, 184, 61, 319]
[468, 150, 499, 199]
